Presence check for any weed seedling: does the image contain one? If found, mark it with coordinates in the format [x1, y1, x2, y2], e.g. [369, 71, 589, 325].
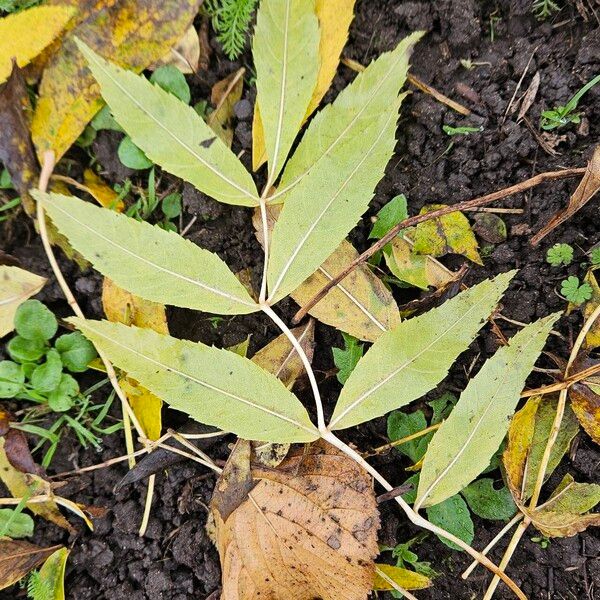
[532, 0, 560, 20]
[590, 247, 600, 266]
[540, 73, 600, 130]
[546, 243, 573, 266]
[560, 276, 593, 305]
[205, 0, 258, 59]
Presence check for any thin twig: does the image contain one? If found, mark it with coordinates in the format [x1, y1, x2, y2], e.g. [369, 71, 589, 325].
[292, 167, 586, 324]
[363, 423, 442, 458]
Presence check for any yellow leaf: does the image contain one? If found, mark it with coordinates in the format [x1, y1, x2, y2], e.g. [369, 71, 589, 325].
[0, 266, 46, 338]
[409, 204, 482, 265]
[207, 68, 245, 148]
[31, 0, 202, 161]
[570, 382, 600, 446]
[252, 0, 355, 170]
[0, 6, 74, 84]
[83, 169, 124, 211]
[38, 547, 69, 600]
[0, 439, 73, 533]
[152, 25, 201, 74]
[373, 564, 432, 591]
[102, 277, 168, 440]
[582, 270, 600, 349]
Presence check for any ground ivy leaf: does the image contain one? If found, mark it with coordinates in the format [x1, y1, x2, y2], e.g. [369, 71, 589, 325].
[416, 312, 559, 508]
[31, 0, 202, 162]
[0, 267, 46, 338]
[425, 495, 474, 551]
[329, 271, 515, 431]
[36, 192, 259, 315]
[74, 40, 258, 206]
[252, 0, 320, 180]
[70, 318, 319, 443]
[267, 32, 423, 303]
[0, 6, 74, 84]
[461, 479, 517, 521]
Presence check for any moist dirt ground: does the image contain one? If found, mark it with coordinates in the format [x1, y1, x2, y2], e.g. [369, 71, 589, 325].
[1, 0, 600, 598]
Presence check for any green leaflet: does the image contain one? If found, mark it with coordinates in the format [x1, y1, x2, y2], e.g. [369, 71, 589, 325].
[415, 313, 560, 509]
[426, 495, 474, 550]
[36, 192, 258, 315]
[267, 33, 422, 303]
[329, 271, 516, 431]
[76, 40, 258, 207]
[71, 319, 319, 443]
[252, 0, 320, 181]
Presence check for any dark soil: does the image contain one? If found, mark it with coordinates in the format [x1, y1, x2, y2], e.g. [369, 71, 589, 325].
[2, 0, 600, 598]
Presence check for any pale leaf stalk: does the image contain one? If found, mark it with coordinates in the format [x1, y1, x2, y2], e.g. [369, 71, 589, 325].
[258, 194, 270, 303]
[375, 567, 419, 600]
[139, 474, 155, 537]
[462, 513, 523, 579]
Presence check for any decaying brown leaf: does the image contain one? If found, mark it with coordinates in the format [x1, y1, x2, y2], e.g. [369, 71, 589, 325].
[516, 71, 540, 122]
[570, 382, 600, 446]
[152, 25, 201, 74]
[207, 68, 245, 147]
[253, 206, 399, 342]
[0, 63, 39, 215]
[0, 540, 62, 591]
[531, 145, 600, 245]
[31, 0, 202, 161]
[211, 440, 379, 600]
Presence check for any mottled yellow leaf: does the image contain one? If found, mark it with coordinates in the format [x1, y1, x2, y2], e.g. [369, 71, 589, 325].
[31, 0, 201, 161]
[373, 564, 432, 592]
[0, 266, 46, 338]
[409, 204, 482, 265]
[102, 277, 168, 440]
[37, 547, 69, 600]
[570, 382, 600, 446]
[0, 6, 74, 84]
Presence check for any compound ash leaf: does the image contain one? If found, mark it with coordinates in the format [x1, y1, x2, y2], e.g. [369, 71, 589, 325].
[0, 540, 61, 591]
[503, 395, 580, 504]
[253, 205, 400, 342]
[74, 40, 258, 206]
[252, 0, 356, 170]
[36, 192, 259, 316]
[31, 0, 202, 162]
[408, 204, 482, 265]
[267, 33, 423, 303]
[0, 64, 39, 215]
[416, 313, 559, 508]
[69, 318, 319, 443]
[252, 0, 320, 181]
[0, 266, 46, 338]
[329, 271, 515, 431]
[211, 440, 379, 600]
[0, 5, 74, 84]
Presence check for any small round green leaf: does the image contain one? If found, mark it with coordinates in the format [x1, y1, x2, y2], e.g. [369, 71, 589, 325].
[461, 479, 517, 521]
[150, 65, 191, 104]
[55, 332, 97, 372]
[14, 300, 58, 341]
[118, 136, 153, 170]
[30, 349, 63, 393]
[0, 360, 25, 398]
[0, 508, 34, 538]
[161, 192, 182, 219]
[7, 335, 47, 362]
[47, 373, 79, 412]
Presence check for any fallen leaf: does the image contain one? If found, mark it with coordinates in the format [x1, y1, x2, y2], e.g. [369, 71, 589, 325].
[102, 277, 168, 441]
[408, 204, 482, 265]
[570, 382, 600, 446]
[83, 168, 124, 211]
[207, 68, 245, 147]
[581, 270, 600, 349]
[211, 439, 379, 600]
[252, 0, 355, 170]
[0, 266, 46, 337]
[0, 6, 74, 84]
[227, 337, 251, 358]
[0, 63, 38, 215]
[0, 438, 73, 532]
[152, 25, 201, 74]
[373, 563, 431, 592]
[516, 71, 540, 122]
[31, 0, 202, 161]
[36, 547, 70, 600]
[3, 428, 45, 477]
[531, 146, 600, 245]
[472, 213, 507, 244]
[253, 205, 399, 342]
[0, 540, 61, 591]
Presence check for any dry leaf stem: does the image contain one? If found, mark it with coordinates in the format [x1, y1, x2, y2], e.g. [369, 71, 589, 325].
[364, 422, 442, 458]
[482, 302, 600, 599]
[292, 167, 586, 324]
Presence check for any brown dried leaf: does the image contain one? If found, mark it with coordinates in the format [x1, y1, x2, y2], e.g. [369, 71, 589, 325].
[253, 206, 399, 342]
[0, 63, 38, 215]
[31, 0, 202, 161]
[531, 146, 600, 245]
[207, 68, 245, 148]
[0, 540, 61, 590]
[570, 382, 600, 446]
[211, 440, 379, 600]
[516, 71, 540, 122]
